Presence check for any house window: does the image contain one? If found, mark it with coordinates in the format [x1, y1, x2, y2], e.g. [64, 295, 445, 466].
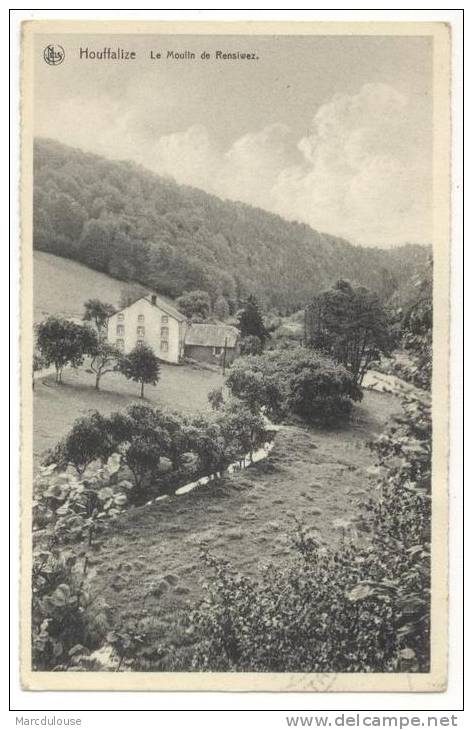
[116, 339, 124, 350]
[138, 314, 144, 323]
[160, 340, 168, 352]
[116, 324, 124, 336]
[137, 326, 145, 336]
[162, 315, 168, 324]
[161, 326, 169, 339]
[118, 313, 124, 322]
[213, 346, 223, 356]
[137, 338, 145, 348]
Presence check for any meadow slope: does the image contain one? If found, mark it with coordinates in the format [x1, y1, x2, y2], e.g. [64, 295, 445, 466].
[87, 389, 399, 666]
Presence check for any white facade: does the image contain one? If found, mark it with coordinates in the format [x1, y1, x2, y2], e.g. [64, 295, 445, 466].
[107, 296, 186, 364]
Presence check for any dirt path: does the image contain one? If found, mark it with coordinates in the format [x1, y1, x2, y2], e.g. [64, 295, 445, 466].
[89, 390, 399, 656]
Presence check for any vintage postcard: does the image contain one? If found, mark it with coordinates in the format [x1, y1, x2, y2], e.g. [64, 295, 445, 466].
[20, 20, 451, 691]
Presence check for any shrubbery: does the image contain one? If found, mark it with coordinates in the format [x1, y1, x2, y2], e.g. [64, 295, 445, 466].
[32, 458, 131, 670]
[239, 335, 263, 356]
[227, 347, 362, 424]
[44, 401, 270, 502]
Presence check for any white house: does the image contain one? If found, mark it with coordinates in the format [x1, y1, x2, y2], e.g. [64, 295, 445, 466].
[107, 294, 187, 364]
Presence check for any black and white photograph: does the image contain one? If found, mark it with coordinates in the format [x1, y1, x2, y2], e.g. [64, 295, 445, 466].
[19, 20, 451, 692]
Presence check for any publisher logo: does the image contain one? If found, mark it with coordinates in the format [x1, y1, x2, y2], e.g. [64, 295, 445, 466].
[43, 44, 65, 66]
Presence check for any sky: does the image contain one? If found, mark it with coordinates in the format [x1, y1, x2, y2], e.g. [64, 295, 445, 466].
[34, 32, 433, 248]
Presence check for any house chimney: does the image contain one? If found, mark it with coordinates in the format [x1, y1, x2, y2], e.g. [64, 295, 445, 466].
[151, 294, 157, 306]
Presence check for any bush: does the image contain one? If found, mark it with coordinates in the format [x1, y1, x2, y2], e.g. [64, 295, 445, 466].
[227, 347, 362, 424]
[47, 411, 115, 474]
[32, 546, 110, 671]
[121, 433, 169, 491]
[32, 461, 131, 670]
[185, 392, 431, 673]
[287, 359, 362, 423]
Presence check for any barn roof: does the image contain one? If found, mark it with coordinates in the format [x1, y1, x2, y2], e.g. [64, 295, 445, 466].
[185, 323, 240, 348]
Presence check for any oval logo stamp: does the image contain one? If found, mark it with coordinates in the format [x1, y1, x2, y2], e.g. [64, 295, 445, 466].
[43, 44, 65, 66]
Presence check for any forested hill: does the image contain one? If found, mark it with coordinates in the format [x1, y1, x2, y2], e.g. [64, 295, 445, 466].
[33, 138, 430, 312]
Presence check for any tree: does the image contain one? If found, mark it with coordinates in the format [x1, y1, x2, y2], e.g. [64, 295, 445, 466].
[237, 295, 269, 343]
[307, 280, 391, 385]
[119, 344, 160, 399]
[118, 285, 145, 311]
[176, 290, 211, 320]
[83, 299, 116, 335]
[213, 295, 230, 322]
[87, 341, 122, 390]
[48, 411, 114, 474]
[36, 316, 98, 383]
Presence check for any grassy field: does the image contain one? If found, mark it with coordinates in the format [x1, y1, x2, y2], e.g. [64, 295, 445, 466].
[34, 363, 223, 466]
[83, 389, 399, 667]
[33, 250, 403, 668]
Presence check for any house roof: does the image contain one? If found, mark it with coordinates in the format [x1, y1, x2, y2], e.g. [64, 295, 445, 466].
[143, 294, 187, 322]
[185, 324, 240, 348]
[112, 294, 187, 322]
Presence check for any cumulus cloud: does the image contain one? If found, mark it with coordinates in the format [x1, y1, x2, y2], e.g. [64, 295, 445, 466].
[271, 83, 431, 246]
[39, 83, 431, 247]
[149, 83, 431, 247]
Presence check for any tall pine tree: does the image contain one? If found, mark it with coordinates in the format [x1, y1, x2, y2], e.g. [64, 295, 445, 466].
[237, 295, 269, 343]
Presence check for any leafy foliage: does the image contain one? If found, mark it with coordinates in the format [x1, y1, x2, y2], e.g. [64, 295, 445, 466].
[119, 343, 160, 398]
[87, 341, 122, 390]
[213, 295, 230, 321]
[227, 347, 362, 424]
[240, 334, 263, 356]
[83, 298, 116, 333]
[399, 266, 433, 390]
[44, 399, 270, 502]
[307, 279, 391, 385]
[46, 411, 115, 475]
[32, 459, 131, 670]
[33, 138, 429, 311]
[36, 316, 98, 382]
[176, 290, 211, 320]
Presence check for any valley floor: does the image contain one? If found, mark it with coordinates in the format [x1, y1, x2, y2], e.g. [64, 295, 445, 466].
[85, 389, 399, 667]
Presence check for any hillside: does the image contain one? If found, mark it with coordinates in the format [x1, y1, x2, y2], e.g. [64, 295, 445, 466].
[33, 251, 144, 323]
[34, 138, 430, 312]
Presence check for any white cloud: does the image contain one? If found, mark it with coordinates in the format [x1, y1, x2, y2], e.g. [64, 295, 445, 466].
[148, 83, 431, 247]
[271, 83, 430, 246]
[39, 83, 431, 247]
